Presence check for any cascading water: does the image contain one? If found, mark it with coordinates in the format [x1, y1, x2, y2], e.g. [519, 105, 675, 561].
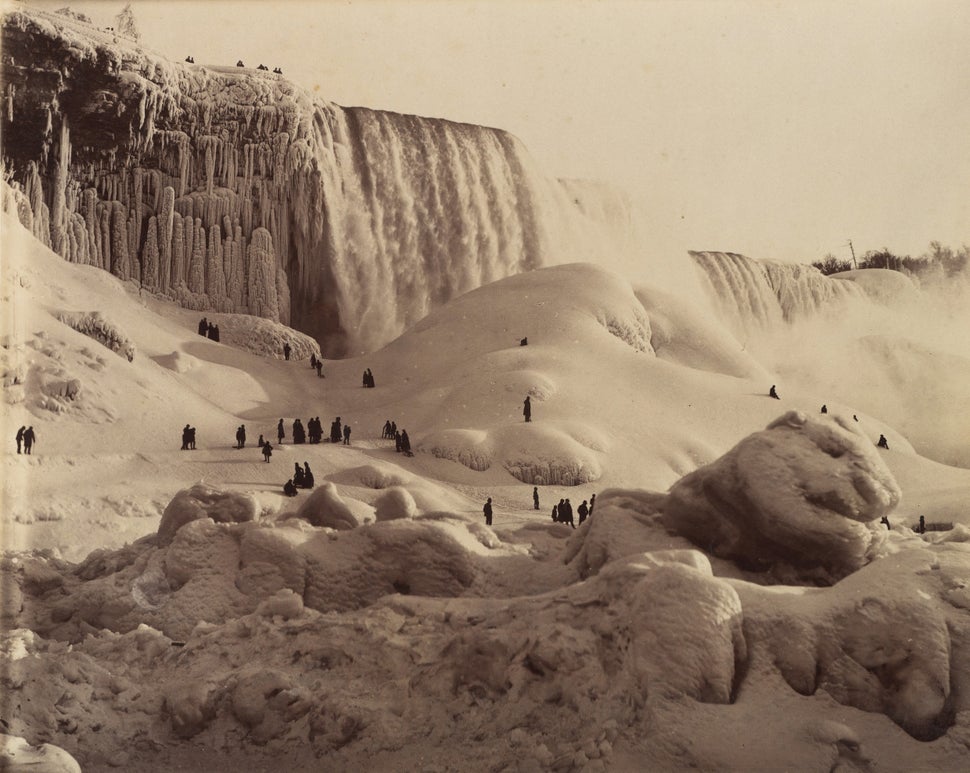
[0, 8, 641, 356]
[690, 250, 867, 340]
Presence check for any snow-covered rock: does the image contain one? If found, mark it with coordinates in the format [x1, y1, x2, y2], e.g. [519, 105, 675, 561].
[373, 486, 417, 521]
[662, 411, 900, 580]
[292, 482, 359, 530]
[156, 483, 259, 546]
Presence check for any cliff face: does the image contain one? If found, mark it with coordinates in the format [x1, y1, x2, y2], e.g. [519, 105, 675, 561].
[2, 9, 630, 355]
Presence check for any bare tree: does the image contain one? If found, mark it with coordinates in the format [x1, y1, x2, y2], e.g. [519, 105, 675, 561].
[115, 3, 140, 42]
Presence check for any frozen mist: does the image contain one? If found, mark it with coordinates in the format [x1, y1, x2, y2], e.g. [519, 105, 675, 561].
[3, 5, 970, 773]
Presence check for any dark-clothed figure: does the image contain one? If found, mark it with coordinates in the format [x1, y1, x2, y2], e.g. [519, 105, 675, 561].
[262, 441, 272, 462]
[212, 324, 220, 342]
[236, 60, 244, 67]
[294, 463, 305, 487]
[483, 497, 493, 526]
[880, 515, 891, 530]
[235, 426, 243, 449]
[520, 337, 528, 346]
[395, 431, 402, 452]
[16, 426, 25, 454]
[853, 415, 859, 422]
[769, 385, 780, 399]
[877, 434, 889, 449]
[343, 424, 351, 445]
[198, 317, 208, 336]
[562, 498, 574, 528]
[367, 368, 374, 387]
[523, 395, 531, 422]
[589, 493, 596, 516]
[188, 427, 196, 449]
[578, 500, 589, 526]
[557, 499, 565, 524]
[239, 425, 246, 448]
[400, 430, 411, 455]
[293, 419, 306, 444]
[316, 361, 323, 378]
[277, 419, 285, 444]
[821, 404, 828, 414]
[283, 479, 298, 497]
[551, 504, 558, 522]
[533, 487, 539, 510]
[311, 354, 317, 369]
[303, 462, 314, 489]
[331, 417, 342, 444]
[383, 420, 393, 439]
[283, 343, 291, 360]
[181, 424, 190, 450]
[918, 515, 926, 534]
[258, 434, 264, 448]
[23, 426, 35, 455]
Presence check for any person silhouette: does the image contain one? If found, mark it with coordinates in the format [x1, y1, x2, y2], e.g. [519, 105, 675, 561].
[523, 395, 532, 422]
[918, 515, 926, 534]
[262, 441, 272, 462]
[483, 497, 493, 526]
[22, 426, 35, 455]
[15, 425, 25, 454]
[769, 385, 780, 399]
[533, 487, 539, 510]
[877, 434, 889, 449]
[277, 419, 285, 444]
[821, 404, 828, 414]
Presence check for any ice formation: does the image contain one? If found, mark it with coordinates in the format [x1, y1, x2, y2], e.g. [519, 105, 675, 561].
[1, 8, 634, 355]
[691, 250, 866, 338]
[662, 411, 900, 581]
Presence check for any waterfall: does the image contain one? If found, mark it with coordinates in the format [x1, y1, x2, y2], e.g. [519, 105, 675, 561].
[690, 251, 866, 339]
[1, 8, 638, 355]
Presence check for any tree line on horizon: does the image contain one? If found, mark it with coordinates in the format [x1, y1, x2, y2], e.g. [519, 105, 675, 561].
[812, 242, 969, 279]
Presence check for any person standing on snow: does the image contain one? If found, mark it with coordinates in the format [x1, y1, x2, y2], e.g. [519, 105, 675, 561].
[533, 486, 540, 510]
[277, 419, 285, 444]
[483, 497, 493, 526]
[261, 441, 272, 462]
[523, 395, 532, 422]
[578, 500, 589, 526]
[283, 342, 291, 360]
[15, 426, 25, 454]
[23, 426, 36, 455]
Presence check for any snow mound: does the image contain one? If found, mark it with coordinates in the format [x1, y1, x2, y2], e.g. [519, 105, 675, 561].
[301, 520, 479, 612]
[373, 487, 417, 521]
[423, 423, 603, 485]
[663, 411, 901, 581]
[192, 313, 320, 361]
[0, 733, 81, 773]
[738, 550, 957, 740]
[55, 311, 135, 362]
[156, 483, 259, 546]
[292, 482, 359, 530]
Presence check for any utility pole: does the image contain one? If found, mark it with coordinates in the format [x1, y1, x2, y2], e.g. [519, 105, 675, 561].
[848, 239, 857, 269]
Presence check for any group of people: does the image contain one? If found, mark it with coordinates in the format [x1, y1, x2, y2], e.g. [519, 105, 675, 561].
[180, 425, 198, 450]
[234, 425, 247, 449]
[283, 462, 315, 495]
[309, 354, 324, 377]
[550, 495, 594, 528]
[14, 426, 36, 455]
[380, 419, 411, 456]
[484, 492, 597, 529]
[198, 317, 220, 341]
[362, 368, 375, 388]
[230, 60, 283, 74]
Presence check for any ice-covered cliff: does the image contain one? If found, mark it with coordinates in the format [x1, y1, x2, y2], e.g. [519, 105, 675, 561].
[1, 8, 631, 355]
[691, 250, 866, 338]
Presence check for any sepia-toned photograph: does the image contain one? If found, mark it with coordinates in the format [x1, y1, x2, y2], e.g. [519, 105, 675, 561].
[2, 0, 969, 770]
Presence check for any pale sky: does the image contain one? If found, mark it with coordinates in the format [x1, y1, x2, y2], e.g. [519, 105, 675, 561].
[26, 0, 970, 265]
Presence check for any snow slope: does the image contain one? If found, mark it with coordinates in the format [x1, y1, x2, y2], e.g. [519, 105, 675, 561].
[3, 209, 970, 771]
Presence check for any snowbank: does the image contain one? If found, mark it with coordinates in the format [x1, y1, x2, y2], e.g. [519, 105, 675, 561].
[663, 411, 900, 581]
